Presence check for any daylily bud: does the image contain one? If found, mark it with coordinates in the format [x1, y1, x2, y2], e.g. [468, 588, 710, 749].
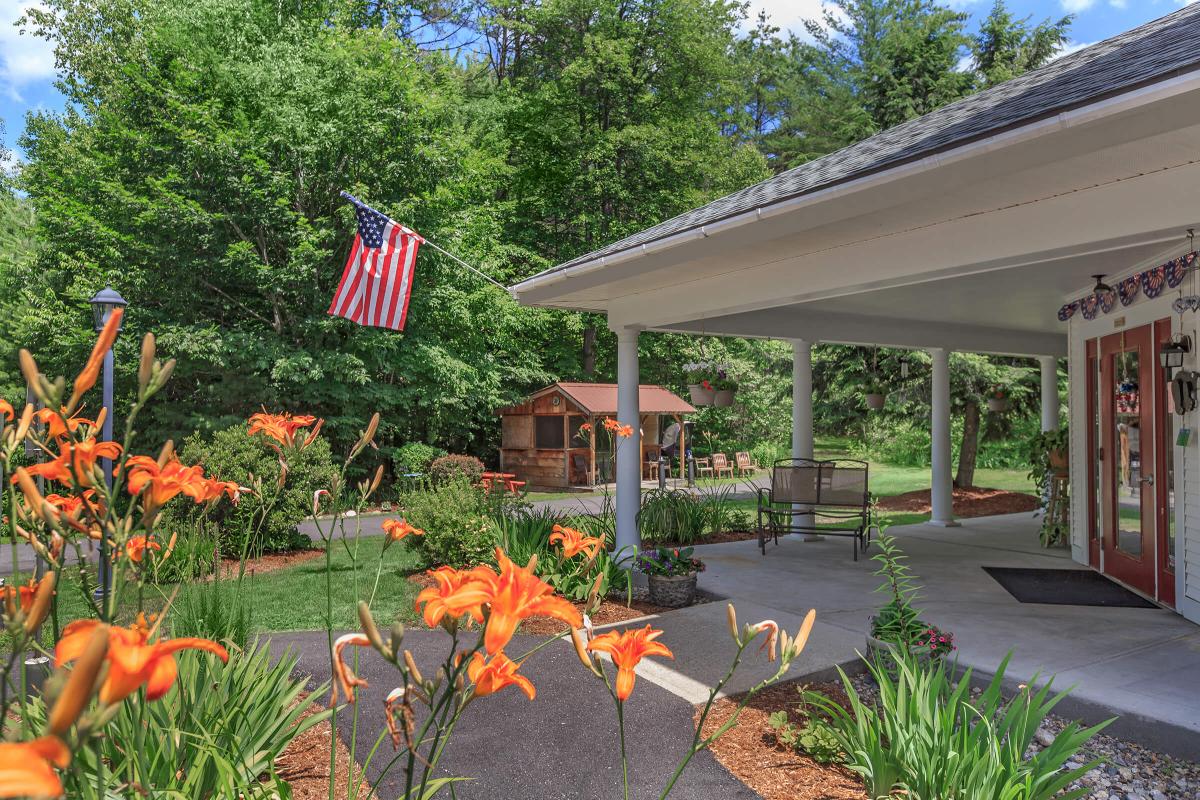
[49, 624, 109, 734]
[368, 464, 384, 498]
[92, 406, 107, 433]
[14, 467, 48, 522]
[571, 628, 602, 677]
[403, 649, 424, 685]
[18, 349, 42, 395]
[13, 403, 34, 444]
[358, 601, 387, 656]
[156, 439, 174, 468]
[154, 358, 176, 391]
[24, 572, 56, 634]
[727, 603, 739, 644]
[389, 621, 405, 662]
[138, 333, 156, 393]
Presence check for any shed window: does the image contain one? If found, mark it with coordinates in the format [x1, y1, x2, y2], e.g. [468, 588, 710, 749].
[568, 416, 588, 446]
[535, 416, 565, 449]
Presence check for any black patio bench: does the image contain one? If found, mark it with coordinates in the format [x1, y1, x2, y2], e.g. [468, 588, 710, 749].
[756, 458, 872, 560]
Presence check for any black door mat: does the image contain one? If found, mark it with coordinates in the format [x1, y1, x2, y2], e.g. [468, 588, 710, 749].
[982, 567, 1158, 608]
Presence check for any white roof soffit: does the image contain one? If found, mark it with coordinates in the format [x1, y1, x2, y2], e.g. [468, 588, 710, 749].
[510, 67, 1200, 336]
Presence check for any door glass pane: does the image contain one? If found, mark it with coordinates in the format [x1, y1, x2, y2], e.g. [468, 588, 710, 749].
[1113, 350, 1143, 558]
[1091, 354, 1100, 545]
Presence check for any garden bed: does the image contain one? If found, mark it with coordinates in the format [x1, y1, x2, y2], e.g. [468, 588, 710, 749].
[215, 547, 325, 577]
[277, 694, 374, 799]
[876, 486, 1038, 518]
[697, 680, 867, 800]
[652, 529, 759, 547]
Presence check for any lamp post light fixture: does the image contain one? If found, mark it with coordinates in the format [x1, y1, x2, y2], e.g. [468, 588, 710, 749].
[899, 356, 911, 379]
[87, 286, 127, 614]
[1160, 335, 1190, 376]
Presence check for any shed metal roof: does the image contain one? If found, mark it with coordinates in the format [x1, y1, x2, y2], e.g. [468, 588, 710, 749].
[497, 383, 696, 416]
[515, 3, 1200, 286]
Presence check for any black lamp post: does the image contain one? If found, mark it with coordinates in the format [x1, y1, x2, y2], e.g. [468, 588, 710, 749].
[88, 287, 126, 612]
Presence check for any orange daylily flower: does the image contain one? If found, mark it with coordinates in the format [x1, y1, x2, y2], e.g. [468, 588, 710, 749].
[330, 633, 372, 705]
[125, 455, 209, 511]
[55, 614, 228, 704]
[0, 398, 12, 422]
[550, 524, 604, 560]
[1, 573, 53, 626]
[193, 478, 246, 504]
[467, 651, 536, 700]
[474, 549, 582, 655]
[382, 518, 425, 543]
[124, 535, 162, 563]
[17, 440, 123, 487]
[248, 411, 322, 448]
[414, 566, 493, 629]
[587, 625, 674, 701]
[0, 736, 70, 798]
[69, 307, 122, 410]
[34, 407, 96, 440]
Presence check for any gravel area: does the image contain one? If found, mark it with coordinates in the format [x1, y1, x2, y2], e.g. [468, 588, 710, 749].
[847, 673, 1200, 800]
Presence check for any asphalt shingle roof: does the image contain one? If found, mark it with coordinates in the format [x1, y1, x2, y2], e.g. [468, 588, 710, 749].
[520, 3, 1200, 284]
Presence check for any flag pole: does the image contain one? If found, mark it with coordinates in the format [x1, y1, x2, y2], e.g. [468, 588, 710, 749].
[339, 191, 512, 295]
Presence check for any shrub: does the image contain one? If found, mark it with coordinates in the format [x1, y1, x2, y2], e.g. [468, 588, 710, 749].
[639, 489, 708, 545]
[149, 521, 220, 584]
[24, 641, 328, 796]
[805, 653, 1110, 800]
[429, 453, 485, 484]
[165, 422, 336, 555]
[750, 441, 788, 469]
[393, 441, 446, 475]
[768, 705, 843, 765]
[404, 477, 497, 567]
[173, 573, 253, 649]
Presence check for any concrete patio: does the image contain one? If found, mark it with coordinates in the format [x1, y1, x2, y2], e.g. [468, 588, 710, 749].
[641, 512, 1200, 758]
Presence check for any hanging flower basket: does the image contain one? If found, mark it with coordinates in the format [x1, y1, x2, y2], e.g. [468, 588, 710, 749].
[865, 393, 886, 411]
[688, 382, 715, 406]
[987, 385, 1008, 412]
[1048, 447, 1069, 477]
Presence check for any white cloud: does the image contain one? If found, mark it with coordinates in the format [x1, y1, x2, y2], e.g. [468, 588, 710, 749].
[1060, 0, 1098, 11]
[1109, 0, 1127, 8]
[0, 2, 56, 101]
[1052, 40, 1095, 60]
[742, 0, 835, 38]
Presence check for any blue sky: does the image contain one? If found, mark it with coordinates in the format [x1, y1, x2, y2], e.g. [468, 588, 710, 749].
[1, 0, 1196, 158]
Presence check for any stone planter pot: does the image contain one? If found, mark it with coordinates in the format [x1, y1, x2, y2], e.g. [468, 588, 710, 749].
[688, 384, 715, 406]
[713, 389, 736, 407]
[647, 572, 698, 608]
[1048, 448, 1069, 477]
[987, 397, 1009, 412]
[865, 393, 886, 411]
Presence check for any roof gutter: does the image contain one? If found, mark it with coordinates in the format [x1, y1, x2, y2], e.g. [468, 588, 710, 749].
[511, 66, 1200, 300]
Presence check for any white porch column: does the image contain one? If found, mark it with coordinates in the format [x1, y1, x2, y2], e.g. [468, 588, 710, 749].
[1040, 356, 1060, 432]
[792, 339, 818, 537]
[929, 347, 959, 527]
[615, 325, 642, 558]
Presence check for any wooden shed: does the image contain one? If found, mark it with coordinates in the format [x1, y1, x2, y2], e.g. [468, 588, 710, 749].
[495, 383, 696, 489]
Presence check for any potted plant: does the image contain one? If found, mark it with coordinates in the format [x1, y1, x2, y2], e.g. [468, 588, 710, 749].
[1027, 427, 1070, 547]
[636, 547, 705, 607]
[713, 370, 738, 407]
[863, 379, 886, 411]
[986, 384, 1008, 412]
[865, 531, 955, 668]
[685, 365, 715, 406]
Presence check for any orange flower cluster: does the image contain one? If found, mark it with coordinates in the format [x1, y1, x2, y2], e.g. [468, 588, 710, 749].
[56, 614, 228, 705]
[549, 524, 604, 560]
[382, 518, 424, 543]
[586, 625, 674, 701]
[0, 736, 70, 798]
[125, 455, 243, 514]
[248, 411, 323, 448]
[602, 418, 634, 438]
[17, 439, 122, 488]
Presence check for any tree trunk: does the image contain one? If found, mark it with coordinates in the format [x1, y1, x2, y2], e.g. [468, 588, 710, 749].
[582, 324, 596, 377]
[955, 401, 980, 488]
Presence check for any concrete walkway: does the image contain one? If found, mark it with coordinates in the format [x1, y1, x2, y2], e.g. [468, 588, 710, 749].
[691, 513, 1200, 757]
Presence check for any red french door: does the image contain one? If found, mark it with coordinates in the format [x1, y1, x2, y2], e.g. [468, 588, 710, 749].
[1099, 325, 1157, 596]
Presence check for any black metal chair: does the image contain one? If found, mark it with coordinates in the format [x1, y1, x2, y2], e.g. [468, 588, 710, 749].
[756, 458, 871, 560]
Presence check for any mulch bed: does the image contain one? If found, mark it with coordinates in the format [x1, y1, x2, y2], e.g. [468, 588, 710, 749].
[210, 547, 325, 579]
[277, 694, 375, 800]
[654, 529, 759, 547]
[876, 486, 1038, 518]
[698, 680, 867, 800]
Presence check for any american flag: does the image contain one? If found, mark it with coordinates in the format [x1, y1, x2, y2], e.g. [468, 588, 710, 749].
[328, 196, 424, 331]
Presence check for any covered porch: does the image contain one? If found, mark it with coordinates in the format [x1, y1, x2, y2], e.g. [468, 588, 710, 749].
[511, 9, 1200, 624]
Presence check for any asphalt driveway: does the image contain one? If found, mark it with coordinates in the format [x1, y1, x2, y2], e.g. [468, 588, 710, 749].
[270, 629, 758, 800]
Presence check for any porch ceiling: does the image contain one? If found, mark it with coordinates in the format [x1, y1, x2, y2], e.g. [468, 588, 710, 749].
[511, 57, 1200, 358]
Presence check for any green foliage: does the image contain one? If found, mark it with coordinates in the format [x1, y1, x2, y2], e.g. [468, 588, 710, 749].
[172, 574, 253, 650]
[869, 531, 928, 647]
[750, 441, 788, 469]
[149, 523, 220, 584]
[768, 709, 844, 764]
[805, 652, 1110, 800]
[974, 1, 1072, 88]
[495, 507, 629, 601]
[404, 477, 497, 567]
[167, 422, 336, 554]
[429, 454, 486, 485]
[639, 489, 707, 545]
[635, 546, 705, 577]
[26, 642, 328, 796]
[393, 442, 446, 475]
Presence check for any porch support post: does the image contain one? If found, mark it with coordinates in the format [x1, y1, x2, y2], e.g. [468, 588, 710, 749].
[615, 325, 642, 559]
[1040, 356, 1060, 432]
[929, 347, 959, 527]
[792, 339, 818, 537]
